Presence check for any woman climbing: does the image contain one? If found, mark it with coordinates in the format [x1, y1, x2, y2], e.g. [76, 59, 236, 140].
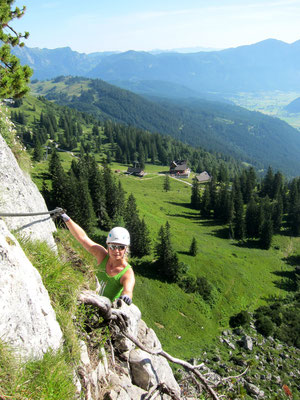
[59, 212, 135, 305]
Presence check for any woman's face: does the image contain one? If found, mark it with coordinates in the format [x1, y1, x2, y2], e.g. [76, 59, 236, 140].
[108, 243, 126, 260]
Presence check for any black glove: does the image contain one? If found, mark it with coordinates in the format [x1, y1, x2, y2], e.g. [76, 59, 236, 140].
[119, 295, 132, 305]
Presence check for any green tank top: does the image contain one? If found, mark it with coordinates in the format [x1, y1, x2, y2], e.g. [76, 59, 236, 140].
[96, 255, 131, 301]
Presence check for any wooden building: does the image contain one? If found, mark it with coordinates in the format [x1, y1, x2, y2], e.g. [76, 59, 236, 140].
[196, 171, 212, 183]
[169, 160, 191, 178]
[126, 162, 145, 177]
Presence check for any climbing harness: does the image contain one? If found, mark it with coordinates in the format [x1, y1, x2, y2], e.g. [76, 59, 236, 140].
[0, 207, 64, 218]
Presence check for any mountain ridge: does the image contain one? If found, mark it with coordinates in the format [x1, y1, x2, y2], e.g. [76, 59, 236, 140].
[14, 38, 300, 93]
[29, 76, 300, 177]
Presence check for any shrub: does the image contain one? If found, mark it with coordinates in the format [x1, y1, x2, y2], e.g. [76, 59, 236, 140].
[255, 316, 274, 337]
[229, 310, 251, 328]
[196, 276, 213, 302]
[178, 275, 197, 293]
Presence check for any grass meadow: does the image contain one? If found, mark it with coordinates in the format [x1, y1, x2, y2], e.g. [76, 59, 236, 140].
[31, 155, 300, 359]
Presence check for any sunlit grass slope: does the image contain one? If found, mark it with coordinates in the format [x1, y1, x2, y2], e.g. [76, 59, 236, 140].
[115, 172, 300, 358]
[31, 158, 300, 359]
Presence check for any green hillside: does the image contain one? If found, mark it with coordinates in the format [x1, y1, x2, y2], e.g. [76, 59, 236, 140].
[2, 94, 300, 398]
[29, 152, 300, 360]
[9, 93, 242, 178]
[29, 76, 300, 177]
[93, 172, 300, 358]
[6, 93, 299, 360]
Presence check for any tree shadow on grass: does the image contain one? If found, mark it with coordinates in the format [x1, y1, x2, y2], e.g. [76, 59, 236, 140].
[271, 254, 300, 291]
[166, 202, 202, 220]
[271, 265, 298, 292]
[131, 258, 162, 280]
[199, 219, 221, 227]
[168, 211, 202, 221]
[283, 254, 300, 267]
[167, 201, 195, 209]
[32, 171, 51, 180]
[178, 250, 192, 256]
[231, 239, 262, 250]
[209, 227, 232, 240]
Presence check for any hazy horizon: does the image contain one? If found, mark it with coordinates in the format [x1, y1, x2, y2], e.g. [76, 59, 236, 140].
[13, 0, 300, 54]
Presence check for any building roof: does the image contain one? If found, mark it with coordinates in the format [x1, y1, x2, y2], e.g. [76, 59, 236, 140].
[170, 160, 189, 172]
[196, 171, 212, 182]
[126, 166, 145, 176]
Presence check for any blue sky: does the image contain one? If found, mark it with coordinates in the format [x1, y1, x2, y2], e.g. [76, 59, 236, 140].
[13, 0, 300, 53]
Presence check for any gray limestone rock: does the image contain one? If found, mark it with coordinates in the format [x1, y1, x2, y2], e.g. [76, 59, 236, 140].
[0, 220, 62, 360]
[244, 381, 264, 398]
[0, 133, 56, 251]
[113, 301, 142, 352]
[129, 348, 181, 397]
[241, 335, 253, 351]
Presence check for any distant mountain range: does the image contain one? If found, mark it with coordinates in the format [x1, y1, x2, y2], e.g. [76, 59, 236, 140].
[285, 97, 300, 113]
[14, 39, 300, 97]
[30, 76, 300, 177]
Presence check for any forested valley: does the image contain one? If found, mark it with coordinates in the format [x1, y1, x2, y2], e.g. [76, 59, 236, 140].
[2, 87, 299, 398]
[7, 93, 300, 354]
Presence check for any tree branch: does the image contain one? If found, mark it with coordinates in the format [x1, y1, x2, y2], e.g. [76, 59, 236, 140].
[77, 290, 113, 320]
[78, 290, 221, 400]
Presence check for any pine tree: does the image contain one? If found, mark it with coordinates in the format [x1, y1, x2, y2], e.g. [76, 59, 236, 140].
[138, 143, 146, 169]
[288, 179, 299, 216]
[163, 175, 171, 192]
[49, 150, 68, 209]
[92, 124, 99, 136]
[124, 193, 143, 257]
[218, 163, 229, 183]
[261, 166, 274, 198]
[209, 178, 217, 216]
[65, 170, 82, 223]
[233, 187, 245, 241]
[102, 164, 118, 223]
[216, 183, 233, 224]
[191, 176, 201, 209]
[254, 201, 265, 238]
[200, 184, 211, 218]
[244, 167, 257, 204]
[245, 197, 258, 238]
[138, 218, 152, 257]
[189, 237, 198, 256]
[0, 1, 32, 98]
[75, 177, 96, 232]
[106, 151, 112, 164]
[154, 222, 181, 282]
[273, 171, 284, 200]
[87, 156, 110, 229]
[113, 180, 126, 226]
[32, 139, 43, 162]
[260, 216, 273, 250]
[288, 191, 300, 236]
[272, 196, 283, 233]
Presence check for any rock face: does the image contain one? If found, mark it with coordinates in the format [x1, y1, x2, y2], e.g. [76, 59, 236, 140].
[0, 219, 63, 360]
[0, 132, 62, 360]
[0, 133, 56, 251]
[76, 301, 181, 400]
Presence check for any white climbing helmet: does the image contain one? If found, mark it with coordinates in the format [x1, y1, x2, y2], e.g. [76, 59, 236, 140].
[106, 227, 130, 246]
